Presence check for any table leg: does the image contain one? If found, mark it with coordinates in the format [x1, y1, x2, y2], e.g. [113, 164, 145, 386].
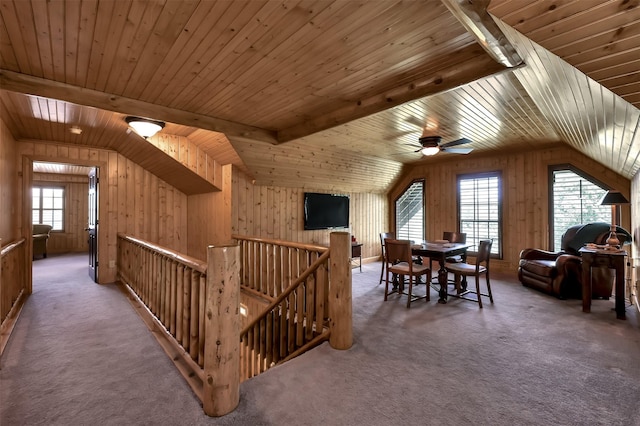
[437, 257, 447, 304]
[460, 251, 468, 291]
[412, 256, 423, 284]
[615, 258, 626, 320]
[392, 273, 400, 291]
[582, 258, 591, 313]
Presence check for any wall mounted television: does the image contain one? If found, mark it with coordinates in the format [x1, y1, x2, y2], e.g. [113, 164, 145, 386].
[303, 192, 350, 230]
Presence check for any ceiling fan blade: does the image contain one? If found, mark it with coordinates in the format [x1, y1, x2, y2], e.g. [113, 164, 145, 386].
[404, 143, 422, 149]
[441, 147, 474, 154]
[385, 130, 418, 140]
[405, 116, 425, 129]
[439, 137, 472, 148]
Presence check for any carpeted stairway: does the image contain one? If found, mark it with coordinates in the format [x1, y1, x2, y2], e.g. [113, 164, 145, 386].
[1, 253, 639, 425]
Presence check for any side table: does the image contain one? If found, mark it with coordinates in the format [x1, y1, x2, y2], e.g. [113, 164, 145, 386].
[351, 243, 362, 272]
[579, 247, 627, 320]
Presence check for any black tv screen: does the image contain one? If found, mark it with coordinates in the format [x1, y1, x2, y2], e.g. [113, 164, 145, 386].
[304, 192, 350, 230]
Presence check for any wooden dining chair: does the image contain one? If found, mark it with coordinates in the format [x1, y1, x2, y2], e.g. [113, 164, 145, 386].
[384, 238, 431, 308]
[445, 239, 493, 308]
[379, 232, 395, 284]
[443, 231, 467, 261]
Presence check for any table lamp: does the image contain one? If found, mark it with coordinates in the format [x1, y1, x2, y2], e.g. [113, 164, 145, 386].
[598, 190, 629, 247]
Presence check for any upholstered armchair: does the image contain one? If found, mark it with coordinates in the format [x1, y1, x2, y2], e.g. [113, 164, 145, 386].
[33, 224, 52, 259]
[518, 222, 631, 299]
[518, 247, 582, 299]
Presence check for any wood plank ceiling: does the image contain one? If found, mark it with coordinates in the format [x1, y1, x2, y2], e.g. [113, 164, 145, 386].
[0, 0, 638, 193]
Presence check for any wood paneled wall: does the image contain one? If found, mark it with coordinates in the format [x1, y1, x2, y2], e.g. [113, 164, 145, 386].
[33, 173, 88, 254]
[16, 141, 188, 283]
[390, 145, 632, 274]
[186, 165, 230, 261]
[148, 133, 222, 188]
[230, 167, 387, 261]
[0, 118, 19, 244]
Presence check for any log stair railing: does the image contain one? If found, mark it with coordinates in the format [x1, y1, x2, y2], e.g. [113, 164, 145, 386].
[0, 238, 28, 362]
[117, 234, 211, 403]
[117, 232, 352, 417]
[233, 235, 332, 380]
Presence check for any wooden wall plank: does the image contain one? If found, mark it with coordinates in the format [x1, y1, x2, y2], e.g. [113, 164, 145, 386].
[0, 118, 19, 243]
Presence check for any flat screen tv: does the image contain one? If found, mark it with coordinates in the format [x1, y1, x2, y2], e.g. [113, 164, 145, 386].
[304, 192, 350, 230]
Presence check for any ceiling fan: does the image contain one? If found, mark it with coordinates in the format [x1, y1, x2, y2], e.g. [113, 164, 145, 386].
[403, 115, 474, 156]
[409, 135, 474, 156]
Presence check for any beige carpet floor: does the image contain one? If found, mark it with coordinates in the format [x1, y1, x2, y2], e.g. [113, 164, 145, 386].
[1, 253, 639, 425]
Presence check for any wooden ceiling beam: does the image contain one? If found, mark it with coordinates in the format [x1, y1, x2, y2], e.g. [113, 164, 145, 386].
[0, 69, 278, 145]
[441, 0, 523, 68]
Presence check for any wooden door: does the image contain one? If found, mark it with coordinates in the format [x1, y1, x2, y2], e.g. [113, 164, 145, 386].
[88, 168, 98, 282]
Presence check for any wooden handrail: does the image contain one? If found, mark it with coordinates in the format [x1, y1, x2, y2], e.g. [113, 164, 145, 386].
[241, 249, 331, 334]
[117, 235, 242, 416]
[236, 232, 353, 382]
[1, 238, 26, 257]
[117, 234, 208, 367]
[116, 232, 352, 415]
[1, 237, 28, 358]
[232, 234, 328, 253]
[118, 233, 207, 273]
[233, 234, 329, 300]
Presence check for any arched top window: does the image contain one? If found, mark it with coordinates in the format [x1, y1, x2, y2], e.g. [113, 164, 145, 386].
[395, 180, 424, 242]
[549, 166, 610, 251]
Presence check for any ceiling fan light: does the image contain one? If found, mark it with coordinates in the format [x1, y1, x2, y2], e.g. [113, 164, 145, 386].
[421, 146, 440, 156]
[125, 116, 165, 139]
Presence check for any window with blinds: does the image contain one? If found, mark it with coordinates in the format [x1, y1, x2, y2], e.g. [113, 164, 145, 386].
[551, 169, 609, 251]
[32, 186, 65, 231]
[458, 172, 501, 256]
[395, 180, 424, 242]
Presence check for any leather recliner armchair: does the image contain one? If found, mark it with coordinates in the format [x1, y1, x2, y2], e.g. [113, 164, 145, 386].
[33, 223, 52, 259]
[518, 222, 631, 299]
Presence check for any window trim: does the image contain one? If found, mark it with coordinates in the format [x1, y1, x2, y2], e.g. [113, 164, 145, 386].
[393, 179, 426, 242]
[32, 184, 66, 232]
[456, 171, 503, 259]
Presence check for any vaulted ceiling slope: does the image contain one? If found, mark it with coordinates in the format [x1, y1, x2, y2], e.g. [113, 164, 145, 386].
[0, 0, 638, 194]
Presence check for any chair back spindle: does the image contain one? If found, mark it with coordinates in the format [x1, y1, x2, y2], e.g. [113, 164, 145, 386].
[383, 239, 431, 308]
[445, 239, 494, 308]
[379, 232, 395, 284]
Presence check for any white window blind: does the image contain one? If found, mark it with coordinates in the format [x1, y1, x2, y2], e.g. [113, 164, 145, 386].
[458, 173, 501, 256]
[395, 181, 424, 242]
[551, 169, 609, 251]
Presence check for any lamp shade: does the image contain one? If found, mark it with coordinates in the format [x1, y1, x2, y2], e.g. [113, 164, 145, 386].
[599, 190, 629, 205]
[125, 116, 165, 139]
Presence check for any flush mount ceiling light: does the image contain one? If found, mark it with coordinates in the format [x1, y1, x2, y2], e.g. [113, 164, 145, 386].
[419, 136, 440, 156]
[69, 125, 83, 135]
[125, 116, 165, 139]
[420, 146, 440, 156]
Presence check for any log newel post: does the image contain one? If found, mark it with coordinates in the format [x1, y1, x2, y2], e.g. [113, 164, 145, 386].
[329, 231, 353, 349]
[203, 244, 240, 417]
[0, 237, 2, 313]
